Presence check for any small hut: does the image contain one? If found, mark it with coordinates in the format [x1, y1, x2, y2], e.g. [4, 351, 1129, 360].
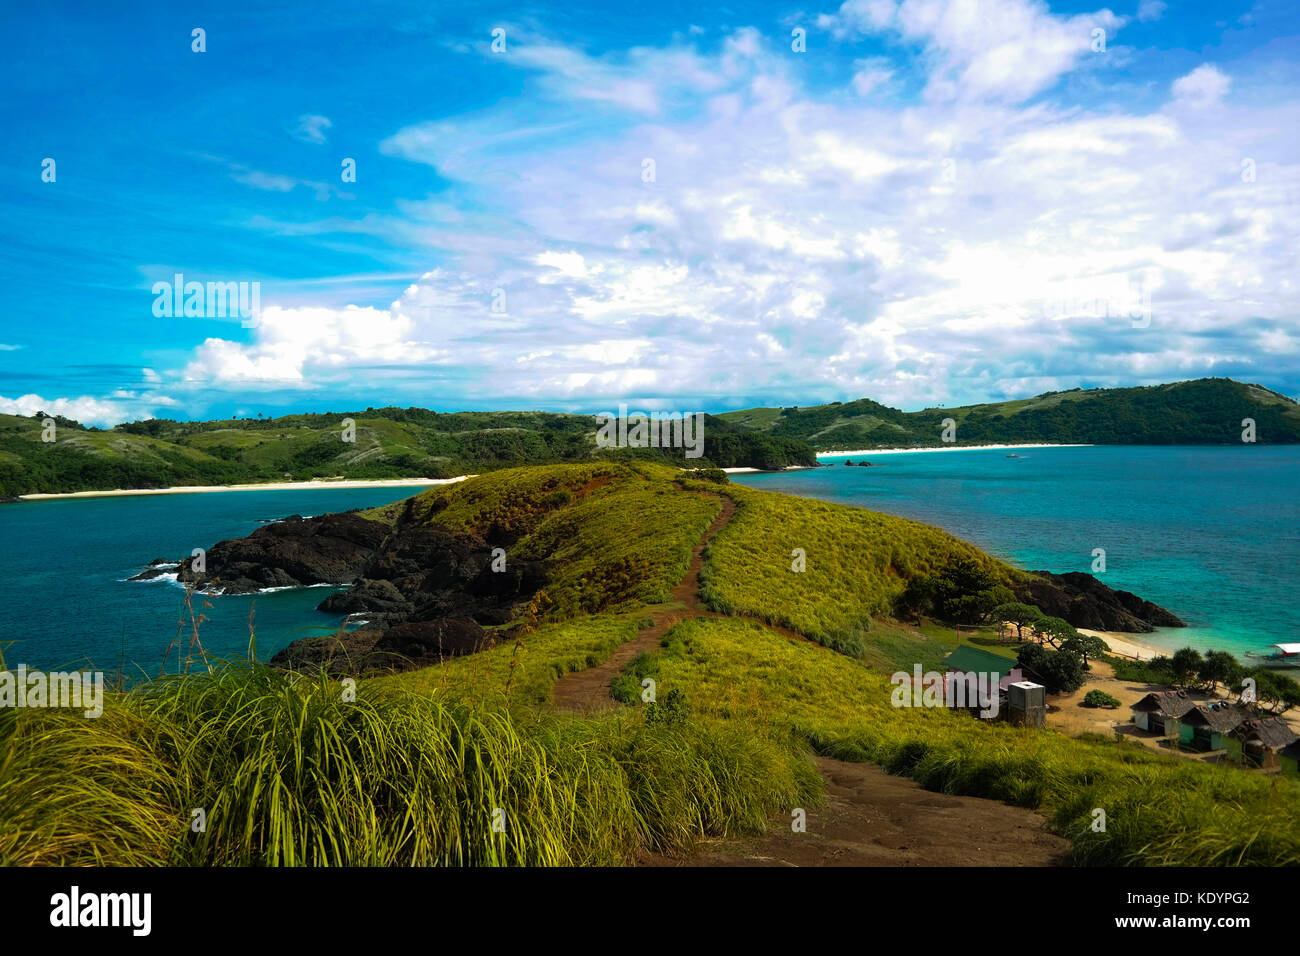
[941, 646, 1023, 716]
[1130, 690, 1195, 738]
[1228, 717, 1300, 768]
[1178, 702, 1253, 752]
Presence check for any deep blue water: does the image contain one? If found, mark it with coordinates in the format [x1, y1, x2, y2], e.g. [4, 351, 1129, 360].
[732, 446, 1300, 660]
[0, 487, 428, 673]
[2, 448, 1296, 673]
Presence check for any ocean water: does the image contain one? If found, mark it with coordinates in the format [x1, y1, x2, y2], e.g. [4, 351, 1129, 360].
[0, 487, 428, 674]
[731, 445, 1300, 661]
[1, 448, 1295, 674]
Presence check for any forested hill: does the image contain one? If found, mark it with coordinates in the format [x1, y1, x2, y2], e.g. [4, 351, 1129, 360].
[0, 408, 814, 496]
[718, 379, 1300, 450]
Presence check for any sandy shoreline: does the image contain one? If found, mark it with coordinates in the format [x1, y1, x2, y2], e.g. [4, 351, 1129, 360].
[18, 476, 472, 501]
[817, 443, 1093, 458]
[720, 465, 815, 474]
[1077, 628, 1168, 661]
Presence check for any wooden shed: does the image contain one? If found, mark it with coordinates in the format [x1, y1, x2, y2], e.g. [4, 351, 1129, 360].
[1228, 717, 1300, 768]
[1130, 690, 1195, 738]
[1178, 702, 1252, 752]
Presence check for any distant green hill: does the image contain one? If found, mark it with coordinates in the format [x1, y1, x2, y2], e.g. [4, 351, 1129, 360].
[719, 378, 1300, 450]
[0, 407, 814, 496]
[4, 377, 1294, 495]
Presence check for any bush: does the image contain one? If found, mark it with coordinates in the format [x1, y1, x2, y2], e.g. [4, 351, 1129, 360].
[682, 467, 729, 484]
[1083, 690, 1121, 709]
[1017, 643, 1085, 694]
[645, 688, 690, 727]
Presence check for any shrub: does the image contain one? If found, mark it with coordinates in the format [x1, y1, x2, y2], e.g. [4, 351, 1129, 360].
[1083, 690, 1121, 709]
[645, 688, 690, 727]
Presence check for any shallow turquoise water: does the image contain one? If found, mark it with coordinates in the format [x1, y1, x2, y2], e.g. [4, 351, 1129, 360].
[0, 487, 428, 673]
[732, 446, 1300, 660]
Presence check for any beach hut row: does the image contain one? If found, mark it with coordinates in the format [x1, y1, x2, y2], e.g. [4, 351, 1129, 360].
[1130, 691, 1299, 770]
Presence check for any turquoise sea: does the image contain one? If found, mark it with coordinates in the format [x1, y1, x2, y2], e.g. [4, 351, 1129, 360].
[732, 445, 1300, 661]
[0, 486, 428, 674]
[0, 446, 1295, 673]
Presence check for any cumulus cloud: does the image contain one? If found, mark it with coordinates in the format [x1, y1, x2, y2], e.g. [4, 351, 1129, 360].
[823, 0, 1126, 103]
[1172, 64, 1231, 107]
[157, 16, 1298, 412]
[0, 393, 137, 427]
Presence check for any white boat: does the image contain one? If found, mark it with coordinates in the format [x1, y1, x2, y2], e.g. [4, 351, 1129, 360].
[1245, 643, 1300, 668]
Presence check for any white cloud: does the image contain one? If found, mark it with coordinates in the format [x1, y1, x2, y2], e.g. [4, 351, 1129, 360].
[1172, 64, 1231, 107]
[161, 25, 1299, 412]
[293, 114, 333, 144]
[851, 57, 895, 97]
[825, 0, 1125, 103]
[0, 393, 134, 427]
[1136, 0, 1165, 22]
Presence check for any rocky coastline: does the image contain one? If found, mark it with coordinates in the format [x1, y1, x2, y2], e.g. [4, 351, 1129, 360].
[132, 505, 1184, 675]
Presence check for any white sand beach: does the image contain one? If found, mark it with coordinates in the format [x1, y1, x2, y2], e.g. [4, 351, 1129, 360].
[1077, 628, 1167, 661]
[18, 475, 472, 501]
[817, 443, 1093, 458]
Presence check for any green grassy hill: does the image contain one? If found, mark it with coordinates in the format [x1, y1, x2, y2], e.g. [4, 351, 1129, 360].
[719, 378, 1300, 450]
[4, 462, 1297, 866]
[0, 407, 814, 496]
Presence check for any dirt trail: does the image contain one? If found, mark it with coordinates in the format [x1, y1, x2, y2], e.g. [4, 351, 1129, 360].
[549, 489, 1070, 867]
[641, 757, 1070, 867]
[550, 495, 736, 713]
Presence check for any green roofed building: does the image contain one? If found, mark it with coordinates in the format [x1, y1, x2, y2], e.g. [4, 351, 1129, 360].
[943, 646, 1023, 690]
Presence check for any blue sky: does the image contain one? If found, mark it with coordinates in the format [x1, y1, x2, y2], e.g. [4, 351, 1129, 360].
[1, 0, 1297, 425]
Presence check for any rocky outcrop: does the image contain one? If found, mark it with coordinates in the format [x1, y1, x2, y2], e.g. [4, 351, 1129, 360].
[176, 512, 389, 594]
[141, 507, 549, 675]
[128, 558, 181, 582]
[268, 526, 546, 673]
[1014, 570, 1185, 633]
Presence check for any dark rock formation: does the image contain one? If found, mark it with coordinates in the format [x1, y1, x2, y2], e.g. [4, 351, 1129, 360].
[148, 508, 553, 675]
[1014, 570, 1185, 633]
[128, 558, 180, 582]
[176, 512, 389, 594]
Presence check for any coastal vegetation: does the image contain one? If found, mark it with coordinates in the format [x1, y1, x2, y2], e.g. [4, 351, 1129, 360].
[719, 378, 1300, 450]
[4, 377, 1296, 496]
[0, 408, 814, 496]
[1108, 650, 1300, 715]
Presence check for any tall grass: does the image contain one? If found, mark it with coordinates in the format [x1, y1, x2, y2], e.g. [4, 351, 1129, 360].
[0, 658, 817, 866]
[695, 482, 1023, 651]
[651, 616, 1300, 866]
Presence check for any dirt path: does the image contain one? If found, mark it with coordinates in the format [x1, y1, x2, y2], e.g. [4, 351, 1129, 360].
[641, 757, 1070, 867]
[550, 495, 736, 713]
[550, 489, 1070, 867]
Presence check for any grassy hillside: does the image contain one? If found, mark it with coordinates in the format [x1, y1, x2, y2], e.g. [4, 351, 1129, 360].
[381, 462, 722, 619]
[3, 462, 1297, 866]
[697, 480, 1021, 652]
[0, 408, 814, 496]
[719, 378, 1300, 449]
[652, 618, 1300, 865]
